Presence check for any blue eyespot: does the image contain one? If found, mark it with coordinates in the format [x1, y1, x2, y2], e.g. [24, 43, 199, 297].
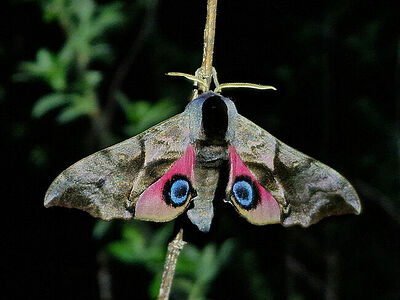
[233, 180, 253, 207]
[170, 179, 190, 205]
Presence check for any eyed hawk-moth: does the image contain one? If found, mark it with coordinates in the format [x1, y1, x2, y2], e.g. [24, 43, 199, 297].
[44, 92, 361, 232]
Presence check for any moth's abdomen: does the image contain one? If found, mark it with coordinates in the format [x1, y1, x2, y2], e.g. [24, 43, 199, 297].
[187, 165, 221, 232]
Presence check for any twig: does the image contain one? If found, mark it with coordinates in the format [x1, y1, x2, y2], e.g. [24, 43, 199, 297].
[167, 0, 274, 95]
[157, 3, 218, 297]
[158, 229, 186, 300]
[199, 0, 218, 92]
[202, 0, 218, 76]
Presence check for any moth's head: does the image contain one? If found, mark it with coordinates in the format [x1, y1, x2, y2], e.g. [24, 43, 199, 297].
[184, 92, 237, 142]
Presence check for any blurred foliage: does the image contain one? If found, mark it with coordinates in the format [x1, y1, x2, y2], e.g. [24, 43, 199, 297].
[97, 222, 235, 299]
[15, 0, 178, 134]
[116, 91, 178, 136]
[15, 0, 124, 123]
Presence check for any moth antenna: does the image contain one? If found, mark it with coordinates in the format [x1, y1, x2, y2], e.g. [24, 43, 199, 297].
[166, 72, 207, 88]
[214, 82, 277, 93]
[167, 68, 277, 95]
[166, 71, 205, 100]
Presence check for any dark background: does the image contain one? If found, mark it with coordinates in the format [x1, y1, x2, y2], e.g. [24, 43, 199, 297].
[2, 0, 399, 299]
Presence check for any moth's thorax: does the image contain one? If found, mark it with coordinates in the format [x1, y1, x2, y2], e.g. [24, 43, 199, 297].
[186, 92, 232, 167]
[186, 92, 237, 143]
[201, 94, 228, 143]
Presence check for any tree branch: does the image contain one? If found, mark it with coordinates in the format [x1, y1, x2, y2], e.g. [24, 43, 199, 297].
[157, 229, 186, 300]
[199, 0, 218, 92]
[157, 2, 219, 298]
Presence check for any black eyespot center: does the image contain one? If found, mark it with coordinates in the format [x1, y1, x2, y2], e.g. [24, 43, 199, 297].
[231, 175, 260, 210]
[163, 174, 194, 207]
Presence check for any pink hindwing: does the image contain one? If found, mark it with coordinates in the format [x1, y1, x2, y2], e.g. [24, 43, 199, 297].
[135, 145, 195, 221]
[227, 146, 281, 225]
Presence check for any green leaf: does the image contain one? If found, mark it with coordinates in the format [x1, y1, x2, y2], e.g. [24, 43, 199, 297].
[107, 224, 146, 263]
[56, 106, 84, 124]
[56, 94, 99, 124]
[107, 240, 138, 263]
[216, 239, 235, 268]
[36, 48, 54, 71]
[90, 43, 112, 62]
[84, 70, 103, 88]
[196, 244, 218, 283]
[122, 224, 146, 249]
[119, 95, 179, 136]
[173, 277, 194, 292]
[149, 223, 173, 249]
[17, 49, 68, 91]
[92, 220, 113, 240]
[91, 2, 124, 37]
[149, 272, 162, 299]
[176, 245, 200, 275]
[71, 0, 95, 24]
[32, 93, 70, 118]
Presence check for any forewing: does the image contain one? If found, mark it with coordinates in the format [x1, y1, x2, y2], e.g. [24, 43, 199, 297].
[44, 113, 191, 221]
[230, 114, 361, 227]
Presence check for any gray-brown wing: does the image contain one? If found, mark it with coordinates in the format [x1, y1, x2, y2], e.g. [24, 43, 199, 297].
[44, 113, 191, 220]
[232, 114, 361, 227]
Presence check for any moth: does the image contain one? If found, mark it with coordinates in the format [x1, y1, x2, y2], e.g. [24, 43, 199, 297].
[45, 92, 361, 232]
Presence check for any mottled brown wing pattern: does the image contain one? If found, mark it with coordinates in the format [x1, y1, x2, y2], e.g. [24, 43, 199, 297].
[232, 114, 361, 227]
[44, 113, 191, 220]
